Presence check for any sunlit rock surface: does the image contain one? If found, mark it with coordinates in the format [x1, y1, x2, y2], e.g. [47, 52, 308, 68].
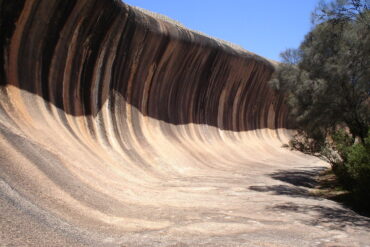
[0, 0, 369, 246]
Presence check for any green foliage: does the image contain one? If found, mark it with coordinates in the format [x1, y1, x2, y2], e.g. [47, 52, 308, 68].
[331, 129, 370, 209]
[270, 0, 370, 210]
[270, 0, 370, 142]
[312, 0, 370, 26]
[330, 130, 356, 187]
[332, 129, 354, 155]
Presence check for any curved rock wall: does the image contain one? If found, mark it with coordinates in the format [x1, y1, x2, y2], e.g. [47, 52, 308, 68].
[1, 0, 288, 131]
[0, 0, 301, 246]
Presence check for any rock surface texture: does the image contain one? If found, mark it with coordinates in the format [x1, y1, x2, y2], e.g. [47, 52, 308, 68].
[0, 0, 369, 246]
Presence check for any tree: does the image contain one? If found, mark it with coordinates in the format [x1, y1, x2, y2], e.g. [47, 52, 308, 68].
[312, 0, 370, 26]
[270, 0, 370, 212]
[270, 0, 370, 143]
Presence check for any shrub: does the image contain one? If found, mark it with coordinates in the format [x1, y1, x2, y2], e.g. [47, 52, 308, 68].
[345, 134, 370, 208]
[286, 125, 370, 211]
[288, 130, 326, 154]
[331, 129, 370, 209]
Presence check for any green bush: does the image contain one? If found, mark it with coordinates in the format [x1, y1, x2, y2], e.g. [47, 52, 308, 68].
[345, 134, 370, 208]
[332, 129, 370, 210]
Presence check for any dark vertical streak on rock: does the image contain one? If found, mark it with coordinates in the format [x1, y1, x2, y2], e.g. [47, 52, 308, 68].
[0, 0, 25, 85]
[41, 0, 77, 104]
[1, 0, 285, 132]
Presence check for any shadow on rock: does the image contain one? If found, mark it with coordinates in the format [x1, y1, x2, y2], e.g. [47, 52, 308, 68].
[271, 202, 370, 229]
[270, 167, 326, 188]
[249, 167, 327, 199]
[249, 184, 312, 198]
[250, 166, 370, 226]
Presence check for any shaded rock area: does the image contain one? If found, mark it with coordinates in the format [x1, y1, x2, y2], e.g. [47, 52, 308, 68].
[0, 0, 369, 246]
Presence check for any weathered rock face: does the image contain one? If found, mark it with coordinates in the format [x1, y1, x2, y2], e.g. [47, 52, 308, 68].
[1, 0, 288, 131]
[4, 1, 365, 246]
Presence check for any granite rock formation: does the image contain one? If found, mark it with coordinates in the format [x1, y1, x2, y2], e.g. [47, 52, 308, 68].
[1, 0, 369, 246]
